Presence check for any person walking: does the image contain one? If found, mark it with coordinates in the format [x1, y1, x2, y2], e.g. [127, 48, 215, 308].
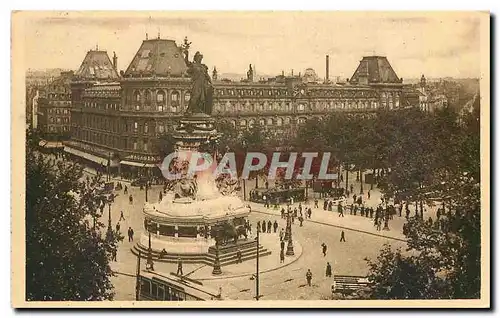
[298, 215, 304, 227]
[338, 202, 344, 217]
[308, 207, 312, 219]
[321, 243, 327, 256]
[323, 200, 328, 210]
[314, 199, 319, 209]
[273, 220, 278, 233]
[112, 248, 117, 262]
[340, 230, 346, 242]
[236, 249, 242, 263]
[127, 227, 134, 242]
[280, 249, 285, 263]
[326, 262, 332, 278]
[124, 185, 128, 195]
[279, 228, 284, 241]
[367, 190, 371, 200]
[129, 194, 133, 205]
[176, 258, 183, 276]
[267, 220, 272, 233]
[262, 220, 267, 233]
[280, 239, 285, 251]
[115, 222, 121, 233]
[306, 269, 313, 286]
[119, 210, 125, 221]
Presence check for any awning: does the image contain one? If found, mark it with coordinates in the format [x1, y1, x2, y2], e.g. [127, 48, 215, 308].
[120, 160, 157, 168]
[44, 141, 64, 149]
[64, 146, 108, 165]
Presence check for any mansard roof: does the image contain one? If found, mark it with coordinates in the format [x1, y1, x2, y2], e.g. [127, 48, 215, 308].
[350, 56, 401, 84]
[75, 50, 119, 80]
[124, 39, 188, 77]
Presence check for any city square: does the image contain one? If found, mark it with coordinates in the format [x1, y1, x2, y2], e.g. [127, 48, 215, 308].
[18, 11, 486, 306]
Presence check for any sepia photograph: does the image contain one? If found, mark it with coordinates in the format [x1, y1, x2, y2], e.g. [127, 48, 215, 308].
[11, 11, 490, 308]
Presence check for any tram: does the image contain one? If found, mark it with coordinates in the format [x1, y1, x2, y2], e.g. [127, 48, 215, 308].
[137, 270, 223, 301]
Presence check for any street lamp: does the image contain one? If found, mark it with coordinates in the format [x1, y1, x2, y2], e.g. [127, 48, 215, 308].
[212, 241, 222, 275]
[286, 217, 295, 256]
[255, 226, 260, 300]
[284, 211, 291, 242]
[146, 219, 154, 271]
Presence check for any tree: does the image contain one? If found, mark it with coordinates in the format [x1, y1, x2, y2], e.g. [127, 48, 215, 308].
[26, 130, 122, 300]
[365, 105, 481, 300]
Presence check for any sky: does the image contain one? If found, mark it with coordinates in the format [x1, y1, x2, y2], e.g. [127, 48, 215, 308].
[20, 11, 484, 80]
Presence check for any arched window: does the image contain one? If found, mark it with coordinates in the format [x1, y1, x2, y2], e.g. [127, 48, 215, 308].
[259, 118, 265, 126]
[284, 117, 291, 125]
[298, 117, 306, 124]
[240, 119, 247, 127]
[267, 118, 273, 126]
[184, 92, 191, 103]
[145, 90, 152, 106]
[248, 119, 255, 128]
[171, 91, 180, 107]
[144, 123, 148, 134]
[276, 118, 283, 126]
[230, 120, 236, 128]
[156, 90, 166, 111]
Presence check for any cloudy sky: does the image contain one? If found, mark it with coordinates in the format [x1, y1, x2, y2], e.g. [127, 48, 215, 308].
[20, 11, 484, 79]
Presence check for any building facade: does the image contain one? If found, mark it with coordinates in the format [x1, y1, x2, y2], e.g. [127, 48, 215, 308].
[64, 37, 418, 177]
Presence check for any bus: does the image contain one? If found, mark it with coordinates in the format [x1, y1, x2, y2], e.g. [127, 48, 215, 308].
[137, 270, 223, 301]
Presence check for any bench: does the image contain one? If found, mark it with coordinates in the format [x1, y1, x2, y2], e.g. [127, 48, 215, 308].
[333, 275, 371, 296]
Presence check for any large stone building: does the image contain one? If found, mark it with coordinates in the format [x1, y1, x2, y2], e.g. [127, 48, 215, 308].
[63, 36, 417, 178]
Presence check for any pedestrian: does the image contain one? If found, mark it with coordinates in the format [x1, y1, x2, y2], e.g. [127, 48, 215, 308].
[353, 194, 357, 203]
[326, 262, 332, 277]
[367, 190, 371, 199]
[360, 205, 365, 217]
[236, 249, 242, 263]
[328, 201, 333, 211]
[353, 204, 358, 216]
[279, 228, 284, 241]
[323, 200, 328, 210]
[280, 239, 285, 251]
[127, 227, 134, 242]
[298, 215, 304, 227]
[262, 195, 267, 207]
[281, 207, 285, 219]
[308, 208, 312, 219]
[112, 248, 117, 262]
[338, 202, 344, 217]
[129, 194, 133, 205]
[265, 180, 269, 189]
[340, 230, 346, 242]
[159, 191, 163, 202]
[257, 221, 261, 232]
[273, 220, 278, 233]
[176, 258, 183, 276]
[306, 269, 313, 286]
[159, 248, 167, 259]
[124, 185, 128, 194]
[119, 210, 125, 221]
[350, 204, 354, 215]
[321, 243, 327, 256]
[280, 249, 285, 263]
[314, 199, 319, 208]
[116, 222, 120, 233]
[262, 220, 266, 233]
[290, 196, 294, 205]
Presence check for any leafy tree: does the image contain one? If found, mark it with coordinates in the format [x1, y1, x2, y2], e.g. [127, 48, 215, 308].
[26, 130, 122, 300]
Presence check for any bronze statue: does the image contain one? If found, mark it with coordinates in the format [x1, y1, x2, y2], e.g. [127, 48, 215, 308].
[185, 51, 214, 115]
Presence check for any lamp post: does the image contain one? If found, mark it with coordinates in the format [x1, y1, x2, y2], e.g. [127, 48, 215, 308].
[212, 240, 222, 275]
[255, 226, 260, 300]
[146, 219, 154, 271]
[284, 211, 291, 242]
[286, 216, 295, 256]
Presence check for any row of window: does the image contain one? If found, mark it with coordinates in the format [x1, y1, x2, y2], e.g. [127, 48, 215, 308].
[83, 101, 119, 111]
[49, 117, 69, 124]
[129, 90, 190, 106]
[75, 129, 152, 152]
[48, 108, 70, 115]
[215, 88, 288, 97]
[48, 125, 70, 132]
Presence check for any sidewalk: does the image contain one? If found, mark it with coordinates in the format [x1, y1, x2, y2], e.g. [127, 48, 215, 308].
[250, 202, 407, 242]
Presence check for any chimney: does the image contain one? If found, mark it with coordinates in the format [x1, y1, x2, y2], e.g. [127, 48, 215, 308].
[112, 52, 118, 71]
[326, 55, 330, 82]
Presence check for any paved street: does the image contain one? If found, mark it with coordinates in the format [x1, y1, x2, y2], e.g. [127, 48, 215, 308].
[83, 168, 413, 300]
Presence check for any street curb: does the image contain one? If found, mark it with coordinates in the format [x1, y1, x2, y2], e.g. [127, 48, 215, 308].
[194, 240, 304, 281]
[252, 209, 408, 243]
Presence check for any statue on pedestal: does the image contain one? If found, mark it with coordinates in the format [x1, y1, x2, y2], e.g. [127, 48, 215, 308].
[184, 47, 214, 115]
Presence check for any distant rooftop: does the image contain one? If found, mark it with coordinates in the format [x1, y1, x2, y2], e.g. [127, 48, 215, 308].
[350, 56, 401, 85]
[75, 50, 119, 80]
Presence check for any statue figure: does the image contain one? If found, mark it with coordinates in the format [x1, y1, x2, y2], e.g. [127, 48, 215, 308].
[185, 51, 214, 115]
[212, 66, 218, 81]
[247, 64, 254, 82]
